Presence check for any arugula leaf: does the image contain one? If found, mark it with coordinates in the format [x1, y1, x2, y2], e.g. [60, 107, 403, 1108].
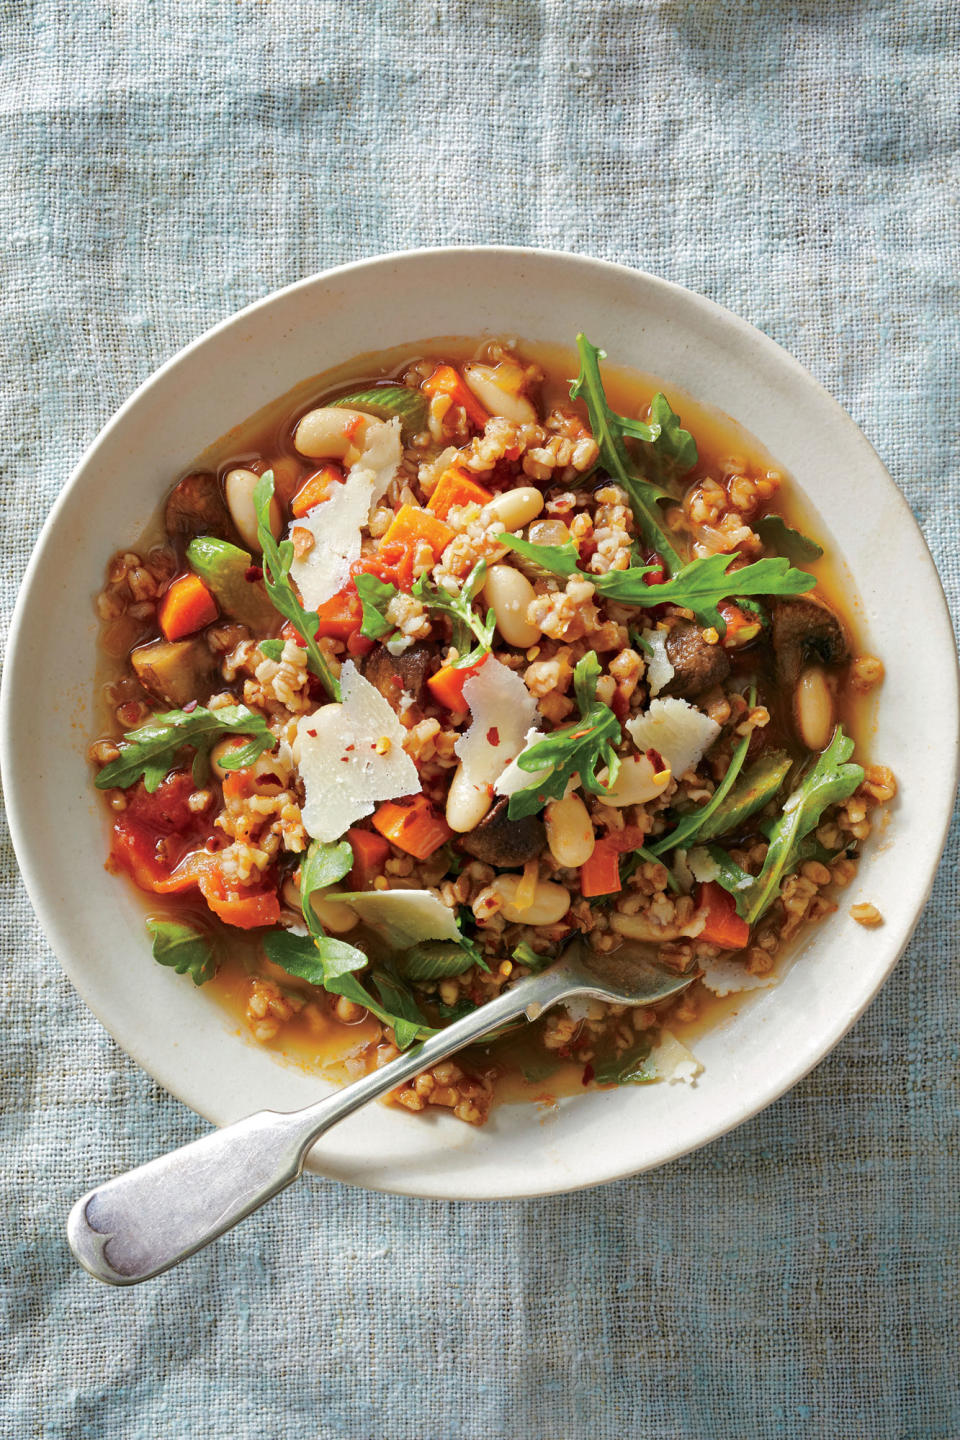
[756, 514, 824, 564]
[330, 384, 429, 437]
[371, 968, 435, 1049]
[649, 689, 757, 855]
[512, 941, 553, 972]
[507, 653, 621, 819]
[413, 559, 495, 664]
[694, 749, 793, 844]
[710, 726, 863, 924]
[397, 940, 481, 981]
[258, 638, 285, 662]
[298, 837, 354, 942]
[95, 704, 277, 793]
[253, 471, 340, 701]
[570, 335, 686, 573]
[354, 572, 399, 641]
[592, 1035, 655, 1085]
[501, 535, 815, 634]
[646, 392, 698, 475]
[146, 918, 216, 986]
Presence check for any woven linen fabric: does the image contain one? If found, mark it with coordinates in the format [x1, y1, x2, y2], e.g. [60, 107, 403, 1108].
[2, 1, 958, 1436]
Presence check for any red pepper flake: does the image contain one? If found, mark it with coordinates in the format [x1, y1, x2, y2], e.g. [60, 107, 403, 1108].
[182, 699, 198, 713]
[486, 726, 500, 746]
[646, 747, 666, 773]
[642, 551, 667, 586]
[581, 1062, 595, 1087]
[345, 744, 355, 752]
[306, 728, 317, 738]
[245, 565, 263, 582]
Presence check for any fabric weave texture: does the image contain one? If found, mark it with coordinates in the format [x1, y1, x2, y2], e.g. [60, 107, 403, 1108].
[1, 2, 958, 1437]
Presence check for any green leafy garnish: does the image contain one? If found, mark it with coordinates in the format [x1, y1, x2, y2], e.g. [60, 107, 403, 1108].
[330, 384, 428, 438]
[370, 968, 434, 1049]
[258, 638, 285, 661]
[413, 559, 495, 665]
[592, 1035, 655, 1086]
[95, 704, 277, 793]
[512, 941, 553, 972]
[694, 750, 793, 844]
[500, 535, 816, 634]
[710, 726, 863, 924]
[649, 688, 757, 855]
[755, 514, 824, 564]
[354, 572, 399, 641]
[570, 335, 691, 573]
[397, 940, 481, 981]
[253, 471, 340, 701]
[507, 653, 621, 820]
[146, 918, 216, 986]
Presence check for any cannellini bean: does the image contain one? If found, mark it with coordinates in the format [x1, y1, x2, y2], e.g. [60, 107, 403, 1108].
[463, 363, 538, 425]
[293, 406, 375, 465]
[611, 910, 706, 943]
[482, 486, 544, 533]
[281, 874, 359, 933]
[483, 563, 541, 647]
[544, 794, 596, 868]
[224, 468, 281, 553]
[528, 518, 571, 547]
[595, 752, 672, 807]
[445, 762, 494, 832]
[494, 873, 571, 925]
[794, 665, 835, 751]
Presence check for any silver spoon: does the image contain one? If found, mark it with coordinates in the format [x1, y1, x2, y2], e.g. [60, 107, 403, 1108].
[67, 938, 695, 1285]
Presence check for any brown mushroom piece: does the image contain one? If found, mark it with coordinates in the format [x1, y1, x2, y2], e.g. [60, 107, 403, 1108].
[164, 472, 235, 541]
[459, 796, 546, 867]
[770, 597, 849, 686]
[661, 622, 731, 700]
[358, 642, 437, 709]
[131, 638, 216, 708]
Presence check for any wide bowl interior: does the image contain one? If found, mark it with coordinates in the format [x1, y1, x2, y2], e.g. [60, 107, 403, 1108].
[3, 248, 956, 1198]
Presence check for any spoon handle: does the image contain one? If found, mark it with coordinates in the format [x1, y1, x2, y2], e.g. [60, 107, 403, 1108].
[67, 964, 578, 1285]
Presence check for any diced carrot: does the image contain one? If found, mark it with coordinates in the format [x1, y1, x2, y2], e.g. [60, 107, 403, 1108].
[291, 463, 345, 518]
[312, 589, 364, 641]
[696, 881, 750, 950]
[346, 827, 391, 890]
[421, 364, 490, 431]
[353, 538, 412, 590]
[426, 467, 493, 520]
[158, 572, 218, 642]
[580, 837, 622, 898]
[111, 822, 212, 895]
[379, 505, 455, 562]
[426, 654, 489, 711]
[197, 866, 281, 930]
[718, 601, 763, 650]
[371, 796, 454, 860]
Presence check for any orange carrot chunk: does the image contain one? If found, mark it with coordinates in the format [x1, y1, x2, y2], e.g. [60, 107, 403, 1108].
[197, 865, 281, 930]
[426, 467, 494, 520]
[421, 364, 490, 431]
[426, 654, 489, 712]
[291, 463, 345, 518]
[346, 827, 392, 890]
[378, 504, 455, 561]
[158, 573, 218, 642]
[371, 796, 454, 859]
[580, 837, 622, 898]
[696, 881, 750, 950]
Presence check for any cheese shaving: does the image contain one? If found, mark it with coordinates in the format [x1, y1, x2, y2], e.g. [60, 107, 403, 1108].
[494, 726, 552, 797]
[641, 627, 675, 697]
[649, 1030, 703, 1085]
[295, 660, 419, 841]
[335, 889, 463, 948]
[699, 958, 777, 998]
[625, 698, 721, 780]
[456, 659, 539, 791]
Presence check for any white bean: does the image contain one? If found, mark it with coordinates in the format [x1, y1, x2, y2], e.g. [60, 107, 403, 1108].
[224, 468, 281, 553]
[794, 665, 835, 751]
[462, 363, 538, 425]
[482, 486, 544, 533]
[595, 753, 672, 807]
[544, 794, 596, 868]
[445, 762, 493, 833]
[494, 873, 571, 926]
[528, 518, 571, 547]
[281, 873, 359, 934]
[483, 564, 541, 648]
[293, 406, 374, 465]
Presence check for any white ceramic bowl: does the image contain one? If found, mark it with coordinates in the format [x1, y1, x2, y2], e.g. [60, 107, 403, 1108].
[3, 248, 957, 1199]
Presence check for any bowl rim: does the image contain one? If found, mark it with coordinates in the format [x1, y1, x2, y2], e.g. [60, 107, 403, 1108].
[3, 244, 958, 1198]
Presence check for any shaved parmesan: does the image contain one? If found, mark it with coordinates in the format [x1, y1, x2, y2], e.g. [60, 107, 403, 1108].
[296, 661, 419, 841]
[686, 846, 720, 883]
[290, 417, 402, 610]
[649, 1030, 703, 1085]
[641, 628, 675, 697]
[494, 727, 551, 797]
[699, 958, 777, 998]
[335, 889, 462, 948]
[626, 698, 721, 780]
[456, 659, 539, 792]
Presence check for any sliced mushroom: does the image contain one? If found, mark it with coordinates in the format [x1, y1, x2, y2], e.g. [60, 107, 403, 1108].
[662, 622, 731, 700]
[164, 473, 235, 541]
[358, 642, 437, 709]
[131, 638, 216, 708]
[459, 796, 546, 867]
[771, 597, 849, 686]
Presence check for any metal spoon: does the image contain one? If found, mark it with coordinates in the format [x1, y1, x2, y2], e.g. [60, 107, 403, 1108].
[67, 938, 695, 1285]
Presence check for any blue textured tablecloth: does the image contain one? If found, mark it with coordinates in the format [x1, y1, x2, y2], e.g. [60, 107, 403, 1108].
[2, 2, 958, 1436]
